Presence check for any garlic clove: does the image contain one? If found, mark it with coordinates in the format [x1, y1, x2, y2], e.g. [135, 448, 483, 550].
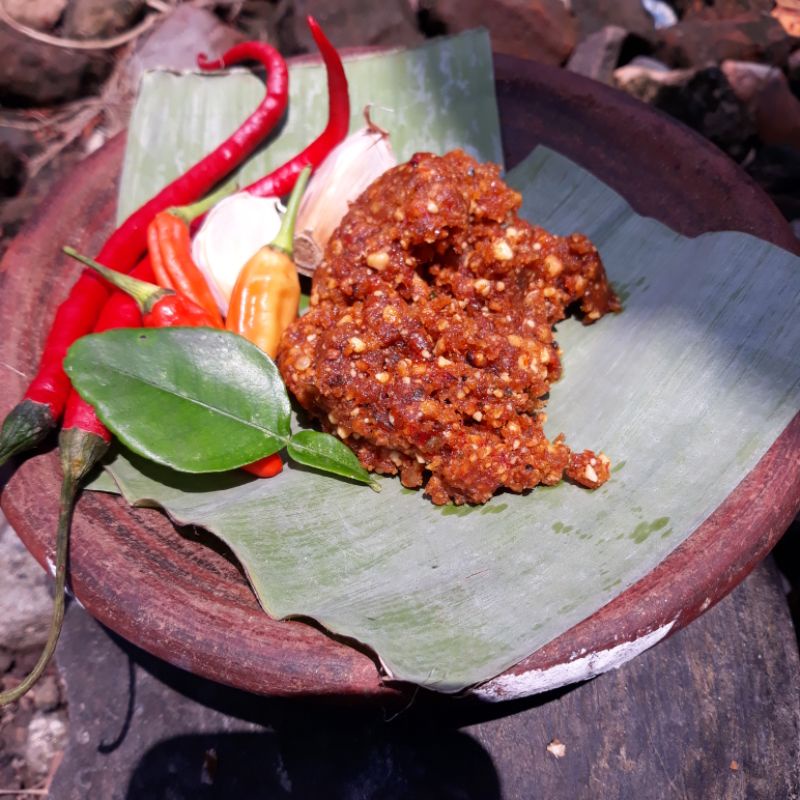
[294, 109, 397, 274]
[192, 192, 284, 315]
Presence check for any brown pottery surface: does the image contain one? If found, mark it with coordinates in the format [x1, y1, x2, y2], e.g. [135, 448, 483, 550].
[0, 54, 798, 699]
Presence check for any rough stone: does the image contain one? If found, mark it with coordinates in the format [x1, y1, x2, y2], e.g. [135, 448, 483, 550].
[3, 0, 69, 31]
[31, 674, 61, 712]
[0, 141, 24, 198]
[0, 515, 53, 651]
[567, 25, 629, 84]
[679, 0, 776, 20]
[0, 25, 111, 107]
[627, 55, 671, 71]
[124, 5, 246, 90]
[654, 15, 795, 68]
[569, 0, 655, 39]
[287, 0, 423, 53]
[62, 0, 146, 40]
[421, 0, 578, 64]
[721, 59, 800, 147]
[772, 0, 800, 37]
[25, 712, 67, 779]
[614, 63, 756, 160]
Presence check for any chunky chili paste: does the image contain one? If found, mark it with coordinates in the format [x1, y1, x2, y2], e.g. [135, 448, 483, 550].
[278, 150, 620, 505]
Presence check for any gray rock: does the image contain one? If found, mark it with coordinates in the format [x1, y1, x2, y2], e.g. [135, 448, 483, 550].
[0, 25, 111, 106]
[62, 0, 146, 39]
[0, 514, 54, 651]
[123, 5, 246, 91]
[567, 25, 628, 84]
[570, 0, 655, 38]
[25, 711, 68, 779]
[3, 0, 68, 31]
[288, 0, 423, 53]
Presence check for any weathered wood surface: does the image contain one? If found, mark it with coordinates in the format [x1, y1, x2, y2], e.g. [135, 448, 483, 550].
[50, 558, 800, 798]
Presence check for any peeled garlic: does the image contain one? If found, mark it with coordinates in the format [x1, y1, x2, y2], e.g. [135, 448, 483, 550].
[294, 109, 397, 275]
[191, 192, 283, 315]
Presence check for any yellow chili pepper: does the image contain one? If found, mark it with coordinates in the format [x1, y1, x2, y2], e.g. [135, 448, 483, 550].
[226, 166, 311, 358]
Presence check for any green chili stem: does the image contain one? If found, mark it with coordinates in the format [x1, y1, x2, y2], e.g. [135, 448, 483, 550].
[270, 166, 311, 257]
[63, 246, 169, 315]
[168, 181, 237, 225]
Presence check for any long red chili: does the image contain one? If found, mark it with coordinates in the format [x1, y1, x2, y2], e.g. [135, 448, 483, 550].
[0, 39, 290, 465]
[245, 16, 349, 199]
[0, 258, 151, 707]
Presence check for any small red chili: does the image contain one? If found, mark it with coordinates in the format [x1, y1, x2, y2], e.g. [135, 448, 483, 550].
[63, 248, 221, 330]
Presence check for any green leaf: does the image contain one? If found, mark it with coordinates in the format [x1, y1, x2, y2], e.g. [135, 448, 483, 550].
[65, 328, 291, 473]
[287, 430, 376, 487]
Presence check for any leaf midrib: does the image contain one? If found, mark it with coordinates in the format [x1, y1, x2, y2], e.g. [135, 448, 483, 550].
[87, 362, 289, 440]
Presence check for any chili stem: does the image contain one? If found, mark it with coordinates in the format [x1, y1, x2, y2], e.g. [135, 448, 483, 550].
[167, 181, 237, 226]
[270, 166, 311, 256]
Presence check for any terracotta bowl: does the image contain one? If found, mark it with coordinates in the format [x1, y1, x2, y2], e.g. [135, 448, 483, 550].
[1, 54, 798, 702]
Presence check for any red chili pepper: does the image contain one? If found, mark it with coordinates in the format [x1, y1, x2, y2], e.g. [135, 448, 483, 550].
[0, 41, 289, 466]
[242, 453, 283, 478]
[245, 16, 349, 199]
[0, 257, 152, 707]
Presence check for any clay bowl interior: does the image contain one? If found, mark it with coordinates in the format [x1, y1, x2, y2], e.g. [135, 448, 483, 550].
[1, 53, 798, 702]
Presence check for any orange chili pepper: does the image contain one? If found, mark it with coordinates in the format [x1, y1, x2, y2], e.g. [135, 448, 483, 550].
[226, 167, 310, 359]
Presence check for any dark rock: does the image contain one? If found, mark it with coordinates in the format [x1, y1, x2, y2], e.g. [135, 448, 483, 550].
[0, 648, 14, 674]
[420, 0, 577, 64]
[788, 48, 800, 94]
[570, 0, 655, 39]
[679, 0, 775, 20]
[285, 0, 423, 54]
[3, 0, 68, 31]
[654, 14, 795, 68]
[62, 0, 146, 39]
[721, 59, 800, 147]
[567, 25, 629, 84]
[0, 141, 24, 198]
[0, 25, 111, 107]
[614, 63, 756, 160]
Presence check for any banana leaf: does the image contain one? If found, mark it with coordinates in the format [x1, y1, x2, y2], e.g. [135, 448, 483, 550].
[99, 33, 800, 693]
[118, 29, 503, 219]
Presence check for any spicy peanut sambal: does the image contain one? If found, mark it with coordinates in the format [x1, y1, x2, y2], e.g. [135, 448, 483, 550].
[278, 150, 620, 505]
